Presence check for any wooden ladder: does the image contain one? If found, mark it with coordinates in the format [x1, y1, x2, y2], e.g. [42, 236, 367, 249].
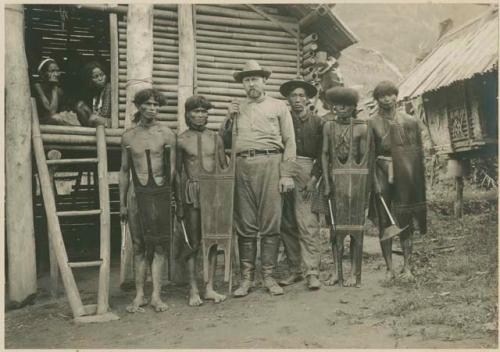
[31, 99, 119, 323]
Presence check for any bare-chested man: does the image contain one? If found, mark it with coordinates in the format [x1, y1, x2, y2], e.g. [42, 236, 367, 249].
[120, 88, 176, 313]
[176, 95, 227, 306]
[322, 87, 374, 287]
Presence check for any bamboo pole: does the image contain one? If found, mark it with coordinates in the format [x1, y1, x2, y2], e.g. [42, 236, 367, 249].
[197, 55, 296, 68]
[195, 5, 296, 23]
[195, 28, 296, 44]
[31, 99, 86, 318]
[302, 33, 319, 46]
[197, 48, 296, 62]
[96, 126, 111, 314]
[195, 13, 294, 31]
[208, 3, 281, 15]
[197, 61, 296, 74]
[41, 134, 122, 145]
[5, 5, 37, 307]
[303, 42, 318, 53]
[196, 22, 294, 38]
[195, 41, 297, 56]
[120, 47, 178, 60]
[197, 80, 282, 90]
[39, 125, 124, 136]
[195, 34, 296, 50]
[126, 5, 154, 129]
[197, 72, 294, 84]
[177, 3, 195, 133]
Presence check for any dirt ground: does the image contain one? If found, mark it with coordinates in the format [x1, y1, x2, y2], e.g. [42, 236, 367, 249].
[5, 192, 498, 349]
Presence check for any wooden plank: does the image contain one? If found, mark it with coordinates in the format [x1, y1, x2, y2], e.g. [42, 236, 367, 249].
[96, 125, 111, 315]
[47, 158, 98, 165]
[31, 99, 86, 318]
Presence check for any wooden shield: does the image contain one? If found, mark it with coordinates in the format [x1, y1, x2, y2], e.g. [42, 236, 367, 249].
[329, 121, 374, 236]
[390, 121, 427, 234]
[198, 134, 235, 283]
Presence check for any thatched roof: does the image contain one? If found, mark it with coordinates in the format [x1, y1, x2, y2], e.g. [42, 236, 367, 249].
[398, 7, 498, 100]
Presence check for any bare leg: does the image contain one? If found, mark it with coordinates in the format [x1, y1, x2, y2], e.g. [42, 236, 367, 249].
[150, 251, 168, 312]
[126, 253, 148, 313]
[399, 230, 415, 282]
[204, 245, 226, 303]
[345, 235, 361, 287]
[325, 230, 339, 286]
[187, 255, 203, 306]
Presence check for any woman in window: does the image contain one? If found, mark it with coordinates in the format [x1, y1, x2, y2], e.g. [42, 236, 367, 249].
[75, 61, 111, 127]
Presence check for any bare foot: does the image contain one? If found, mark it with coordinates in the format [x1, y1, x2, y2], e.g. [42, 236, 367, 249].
[324, 273, 340, 286]
[385, 270, 396, 281]
[399, 267, 415, 282]
[150, 296, 168, 312]
[204, 289, 227, 303]
[344, 275, 359, 288]
[126, 296, 148, 313]
[188, 288, 203, 307]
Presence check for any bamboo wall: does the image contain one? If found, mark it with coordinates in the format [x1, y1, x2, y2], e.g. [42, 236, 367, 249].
[117, 4, 301, 131]
[193, 4, 300, 130]
[118, 5, 179, 129]
[25, 5, 110, 100]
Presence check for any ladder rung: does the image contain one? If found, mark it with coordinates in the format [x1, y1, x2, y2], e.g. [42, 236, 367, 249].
[57, 209, 101, 217]
[68, 260, 103, 268]
[47, 158, 99, 165]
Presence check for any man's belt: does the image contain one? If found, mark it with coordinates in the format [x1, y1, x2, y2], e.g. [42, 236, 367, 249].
[236, 149, 281, 158]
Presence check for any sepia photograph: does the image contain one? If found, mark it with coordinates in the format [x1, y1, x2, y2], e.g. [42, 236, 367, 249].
[3, 2, 498, 349]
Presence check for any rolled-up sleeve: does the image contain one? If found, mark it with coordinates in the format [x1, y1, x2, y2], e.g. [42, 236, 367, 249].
[278, 103, 296, 161]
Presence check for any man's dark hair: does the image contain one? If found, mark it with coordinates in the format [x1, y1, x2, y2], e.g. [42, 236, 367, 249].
[372, 81, 399, 101]
[132, 88, 168, 122]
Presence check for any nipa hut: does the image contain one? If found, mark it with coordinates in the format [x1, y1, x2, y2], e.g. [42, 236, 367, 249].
[6, 4, 357, 307]
[397, 6, 498, 216]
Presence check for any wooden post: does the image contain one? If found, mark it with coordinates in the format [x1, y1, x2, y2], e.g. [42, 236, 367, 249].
[177, 4, 195, 133]
[125, 4, 154, 129]
[454, 176, 464, 219]
[47, 150, 62, 298]
[96, 126, 111, 314]
[109, 9, 120, 129]
[5, 4, 38, 307]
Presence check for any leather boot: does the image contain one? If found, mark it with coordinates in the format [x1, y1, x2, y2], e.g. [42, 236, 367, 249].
[261, 235, 284, 296]
[233, 236, 257, 297]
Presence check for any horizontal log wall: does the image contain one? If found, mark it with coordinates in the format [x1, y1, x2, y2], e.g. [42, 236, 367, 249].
[194, 4, 301, 129]
[118, 6, 179, 129]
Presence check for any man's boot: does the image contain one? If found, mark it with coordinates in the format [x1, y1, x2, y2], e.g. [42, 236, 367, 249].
[233, 236, 256, 297]
[261, 235, 284, 296]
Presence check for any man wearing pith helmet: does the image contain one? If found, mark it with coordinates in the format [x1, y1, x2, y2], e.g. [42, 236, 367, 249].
[278, 77, 324, 290]
[219, 59, 296, 297]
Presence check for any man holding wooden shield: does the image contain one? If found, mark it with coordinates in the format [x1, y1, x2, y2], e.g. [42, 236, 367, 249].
[220, 60, 296, 297]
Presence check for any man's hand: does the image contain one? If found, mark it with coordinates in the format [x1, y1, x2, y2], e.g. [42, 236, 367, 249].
[176, 203, 184, 219]
[89, 114, 108, 127]
[302, 176, 317, 201]
[228, 100, 240, 119]
[323, 183, 331, 197]
[120, 205, 128, 223]
[279, 176, 295, 193]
